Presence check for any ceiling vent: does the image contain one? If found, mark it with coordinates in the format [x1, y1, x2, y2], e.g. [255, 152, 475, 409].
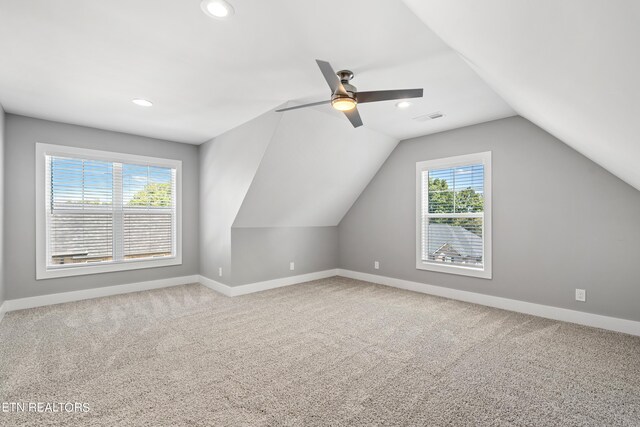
[414, 111, 444, 122]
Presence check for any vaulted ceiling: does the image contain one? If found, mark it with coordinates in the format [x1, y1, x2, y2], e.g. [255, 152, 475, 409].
[0, 0, 513, 144]
[233, 104, 397, 228]
[403, 0, 640, 190]
[2, 0, 634, 192]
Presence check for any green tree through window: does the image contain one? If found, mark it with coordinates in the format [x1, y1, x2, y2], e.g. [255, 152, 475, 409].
[428, 177, 483, 236]
[128, 183, 172, 207]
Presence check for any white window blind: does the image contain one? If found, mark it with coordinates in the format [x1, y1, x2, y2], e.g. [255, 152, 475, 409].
[122, 164, 175, 260]
[45, 154, 177, 270]
[416, 152, 492, 279]
[48, 157, 114, 264]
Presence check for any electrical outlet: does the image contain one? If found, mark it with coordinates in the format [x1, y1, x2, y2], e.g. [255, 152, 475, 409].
[374, 261, 379, 270]
[218, 267, 223, 277]
[575, 289, 586, 302]
[289, 262, 295, 271]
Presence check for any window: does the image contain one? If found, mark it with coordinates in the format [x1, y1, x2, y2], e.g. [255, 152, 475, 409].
[416, 152, 491, 279]
[36, 143, 182, 279]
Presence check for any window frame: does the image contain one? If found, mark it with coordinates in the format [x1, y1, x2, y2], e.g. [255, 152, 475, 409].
[415, 151, 492, 279]
[35, 143, 182, 280]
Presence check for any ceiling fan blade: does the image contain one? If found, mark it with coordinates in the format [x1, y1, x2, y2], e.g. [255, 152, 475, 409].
[316, 60, 347, 95]
[343, 108, 363, 128]
[356, 89, 423, 104]
[275, 100, 331, 112]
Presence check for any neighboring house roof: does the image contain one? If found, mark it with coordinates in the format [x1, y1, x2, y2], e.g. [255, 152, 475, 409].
[428, 224, 483, 259]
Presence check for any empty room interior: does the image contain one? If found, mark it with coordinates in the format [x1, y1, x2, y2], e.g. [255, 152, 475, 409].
[0, 0, 639, 425]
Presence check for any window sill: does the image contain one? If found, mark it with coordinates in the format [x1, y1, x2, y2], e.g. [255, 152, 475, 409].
[416, 261, 492, 279]
[36, 256, 182, 280]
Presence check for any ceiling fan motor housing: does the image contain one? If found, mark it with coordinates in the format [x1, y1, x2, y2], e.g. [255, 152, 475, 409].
[333, 69, 357, 103]
[336, 70, 354, 83]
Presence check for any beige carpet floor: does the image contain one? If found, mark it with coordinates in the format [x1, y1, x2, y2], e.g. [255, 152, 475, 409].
[0, 276, 639, 426]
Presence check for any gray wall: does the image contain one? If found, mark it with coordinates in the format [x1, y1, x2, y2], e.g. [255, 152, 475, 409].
[230, 226, 338, 286]
[5, 112, 639, 325]
[339, 116, 640, 322]
[4, 114, 199, 299]
[0, 106, 4, 306]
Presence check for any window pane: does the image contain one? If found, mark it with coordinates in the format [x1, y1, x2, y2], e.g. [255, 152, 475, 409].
[48, 156, 114, 265]
[453, 164, 484, 213]
[427, 168, 454, 213]
[426, 164, 484, 214]
[122, 163, 174, 259]
[50, 157, 113, 209]
[423, 217, 483, 267]
[123, 212, 173, 259]
[123, 164, 173, 209]
[49, 213, 113, 265]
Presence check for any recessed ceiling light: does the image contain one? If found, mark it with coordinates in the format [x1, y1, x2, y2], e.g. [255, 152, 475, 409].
[132, 99, 153, 107]
[396, 101, 412, 109]
[201, 0, 234, 19]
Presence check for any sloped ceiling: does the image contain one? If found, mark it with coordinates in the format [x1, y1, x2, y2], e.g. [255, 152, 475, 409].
[199, 110, 283, 272]
[0, 0, 512, 144]
[403, 0, 640, 190]
[233, 106, 397, 228]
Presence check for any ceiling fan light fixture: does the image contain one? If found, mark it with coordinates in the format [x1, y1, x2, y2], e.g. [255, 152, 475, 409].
[201, 0, 234, 19]
[331, 97, 357, 111]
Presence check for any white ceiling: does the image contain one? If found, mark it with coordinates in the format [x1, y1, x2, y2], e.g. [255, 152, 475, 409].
[0, 0, 513, 144]
[403, 0, 640, 191]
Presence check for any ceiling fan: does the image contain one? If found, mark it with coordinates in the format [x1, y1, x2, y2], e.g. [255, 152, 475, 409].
[275, 60, 424, 128]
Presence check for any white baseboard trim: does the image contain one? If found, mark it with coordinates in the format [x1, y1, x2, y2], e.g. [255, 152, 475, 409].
[337, 269, 640, 337]
[0, 301, 7, 324]
[5, 269, 634, 337]
[198, 269, 339, 297]
[2, 275, 200, 314]
[197, 275, 232, 296]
